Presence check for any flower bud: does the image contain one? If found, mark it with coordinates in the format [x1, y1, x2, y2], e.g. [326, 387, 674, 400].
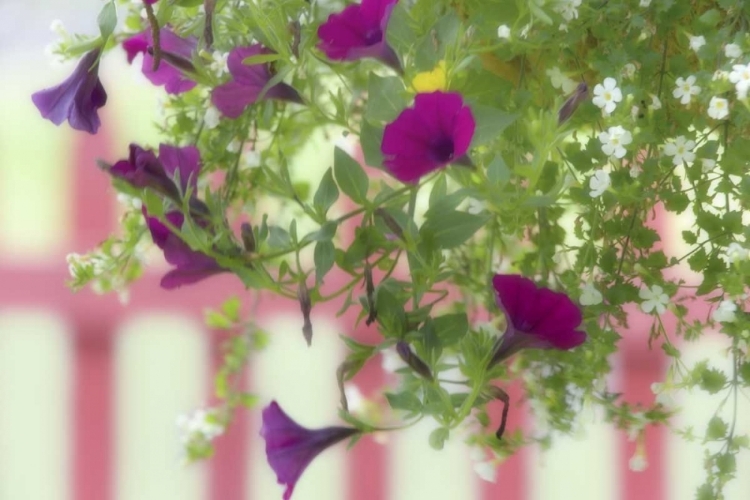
[395, 341, 433, 380]
[298, 281, 313, 346]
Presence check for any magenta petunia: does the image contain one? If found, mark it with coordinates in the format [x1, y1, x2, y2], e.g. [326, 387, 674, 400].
[381, 91, 475, 183]
[317, 0, 401, 72]
[144, 209, 226, 289]
[122, 27, 197, 94]
[489, 274, 586, 366]
[31, 48, 107, 134]
[211, 44, 303, 118]
[109, 143, 200, 201]
[260, 401, 359, 500]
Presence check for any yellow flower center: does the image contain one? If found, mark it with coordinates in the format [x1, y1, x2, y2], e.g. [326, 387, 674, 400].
[411, 61, 448, 93]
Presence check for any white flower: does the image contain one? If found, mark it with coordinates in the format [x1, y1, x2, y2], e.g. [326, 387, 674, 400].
[649, 94, 662, 110]
[639, 285, 669, 315]
[729, 63, 750, 99]
[631, 105, 640, 120]
[497, 25, 511, 39]
[473, 461, 497, 483]
[580, 283, 603, 306]
[701, 158, 716, 172]
[663, 136, 696, 166]
[241, 149, 261, 169]
[555, 0, 582, 21]
[629, 454, 648, 472]
[707, 96, 729, 120]
[712, 300, 737, 323]
[204, 106, 221, 129]
[598, 125, 632, 159]
[639, 0, 651, 6]
[344, 383, 366, 414]
[689, 35, 706, 52]
[227, 139, 242, 153]
[209, 51, 229, 77]
[546, 67, 578, 93]
[589, 170, 611, 198]
[725, 43, 743, 59]
[50, 19, 66, 35]
[713, 70, 729, 81]
[673, 75, 701, 105]
[177, 408, 225, 444]
[629, 164, 641, 178]
[721, 242, 749, 264]
[381, 348, 407, 372]
[592, 77, 622, 114]
[622, 63, 637, 80]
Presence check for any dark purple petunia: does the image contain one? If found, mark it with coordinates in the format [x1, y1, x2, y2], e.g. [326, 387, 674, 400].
[144, 209, 226, 289]
[211, 44, 303, 118]
[122, 27, 197, 94]
[317, 0, 401, 72]
[109, 143, 200, 201]
[381, 91, 475, 183]
[260, 401, 359, 500]
[31, 48, 107, 134]
[489, 274, 586, 366]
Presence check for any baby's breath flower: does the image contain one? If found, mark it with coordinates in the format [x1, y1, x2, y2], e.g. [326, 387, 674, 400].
[639, 285, 669, 315]
[663, 136, 696, 166]
[546, 67, 578, 94]
[721, 242, 749, 264]
[689, 35, 706, 52]
[649, 94, 662, 110]
[707, 96, 729, 120]
[589, 170, 610, 198]
[725, 43, 743, 59]
[496, 25, 511, 39]
[673, 75, 700, 105]
[599, 125, 632, 159]
[592, 77, 622, 114]
[712, 300, 737, 323]
[728, 63, 750, 99]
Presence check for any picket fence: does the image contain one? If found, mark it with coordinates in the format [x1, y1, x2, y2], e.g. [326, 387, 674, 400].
[0, 116, 747, 500]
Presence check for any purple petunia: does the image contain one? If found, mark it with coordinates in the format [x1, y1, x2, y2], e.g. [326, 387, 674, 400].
[489, 274, 586, 366]
[317, 0, 402, 72]
[381, 91, 475, 183]
[31, 48, 107, 134]
[122, 27, 197, 94]
[109, 143, 200, 201]
[211, 44, 303, 118]
[260, 401, 359, 500]
[144, 209, 226, 289]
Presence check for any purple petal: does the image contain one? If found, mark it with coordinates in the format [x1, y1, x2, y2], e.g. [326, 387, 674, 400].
[125, 28, 198, 94]
[159, 261, 224, 289]
[158, 144, 201, 193]
[317, 5, 372, 60]
[451, 106, 475, 157]
[211, 80, 261, 118]
[123, 33, 148, 63]
[361, 0, 399, 26]
[226, 45, 272, 86]
[492, 274, 540, 332]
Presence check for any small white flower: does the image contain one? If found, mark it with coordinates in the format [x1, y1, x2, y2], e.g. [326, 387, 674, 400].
[580, 283, 603, 306]
[344, 383, 366, 414]
[639, 0, 651, 6]
[177, 408, 225, 444]
[241, 149, 261, 169]
[629, 164, 642, 178]
[465, 197, 487, 215]
[701, 158, 716, 172]
[546, 67, 578, 93]
[50, 19, 66, 35]
[729, 63, 750, 99]
[589, 170, 611, 198]
[725, 43, 743, 59]
[689, 35, 706, 52]
[639, 285, 669, 315]
[673, 75, 701, 105]
[497, 25, 511, 39]
[209, 51, 230, 77]
[473, 461, 497, 483]
[629, 454, 648, 472]
[204, 106, 221, 129]
[713, 70, 729, 81]
[598, 125, 633, 159]
[663, 136, 696, 166]
[227, 139, 242, 153]
[631, 105, 640, 120]
[649, 94, 662, 110]
[721, 242, 749, 264]
[554, 0, 582, 21]
[592, 77, 622, 114]
[707, 96, 729, 120]
[712, 300, 737, 323]
[622, 63, 637, 80]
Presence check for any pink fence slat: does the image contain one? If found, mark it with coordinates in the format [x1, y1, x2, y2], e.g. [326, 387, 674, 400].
[73, 319, 115, 500]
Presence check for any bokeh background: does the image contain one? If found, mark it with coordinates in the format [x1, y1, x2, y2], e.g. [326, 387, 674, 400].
[1, 1, 749, 499]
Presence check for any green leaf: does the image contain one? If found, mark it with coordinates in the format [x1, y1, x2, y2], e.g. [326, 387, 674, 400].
[700, 368, 727, 394]
[365, 74, 406, 123]
[205, 311, 232, 329]
[333, 147, 369, 204]
[97, 1, 117, 40]
[314, 241, 335, 285]
[360, 120, 385, 168]
[174, 0, 204, 6]
[471, 105, 516, 146]
[385, 391, 423, 413]
[739, 362, 750, 385]
[706, 416, 728, 440]
[487, 155, 510, 187]
[433, 313, 469, 346]
[242, 53, 281, 66]
[301, 221, 338, 244]
[421, 209, 490, 249]
[267, 226, 291, 248]
[428, 427, 450, 450]
[313, 168, 339, 215]
[221, 296, 241, 322]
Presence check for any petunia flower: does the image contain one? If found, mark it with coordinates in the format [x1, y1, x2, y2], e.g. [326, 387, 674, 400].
[317, 0, 402, 73]
[31, 48, 107, 134]
[122, 27, 198, 94]
[489, 274, 586, 366]
[211, 44, 304, 118]
[144, 209, 226, 289]
[260, 401, 359, 500]
[109, 143, 201, 203]
[381, 91, 475, 183]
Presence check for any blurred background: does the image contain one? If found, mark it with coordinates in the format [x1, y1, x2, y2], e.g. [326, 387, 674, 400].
[1, 1, 749, 499]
